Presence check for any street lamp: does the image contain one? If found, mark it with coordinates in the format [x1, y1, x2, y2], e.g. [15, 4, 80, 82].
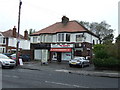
[16, 0, 22, 66]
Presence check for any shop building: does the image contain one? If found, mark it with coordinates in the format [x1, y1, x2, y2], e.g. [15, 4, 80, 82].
[30, 16, 100, 63]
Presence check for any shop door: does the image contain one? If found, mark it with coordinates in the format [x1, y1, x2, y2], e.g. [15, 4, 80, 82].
[57, 52, 61, 62]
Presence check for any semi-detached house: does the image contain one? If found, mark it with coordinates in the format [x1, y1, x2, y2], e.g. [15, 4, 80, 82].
[30, 16, 100, 63]
[0, 26, 30, 53]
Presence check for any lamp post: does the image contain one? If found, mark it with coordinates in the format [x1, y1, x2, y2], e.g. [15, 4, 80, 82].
[16, 0, 22, 66]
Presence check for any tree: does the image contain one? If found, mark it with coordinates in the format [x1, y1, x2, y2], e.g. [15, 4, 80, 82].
[29, 28, 36, 35]
[102, 34, 114, 44]
[116, 34, 120, 43]
[115, 34, 120, 59]
[79, 21, 114, 44]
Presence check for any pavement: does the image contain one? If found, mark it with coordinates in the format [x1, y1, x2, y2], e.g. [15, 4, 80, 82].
[17, 60, 120, 78]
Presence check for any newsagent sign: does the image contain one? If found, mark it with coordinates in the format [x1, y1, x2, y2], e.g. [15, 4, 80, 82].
[51, 44, 73, 48]
[50, 48, 72, 52]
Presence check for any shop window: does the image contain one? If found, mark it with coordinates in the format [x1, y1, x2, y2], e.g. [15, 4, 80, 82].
[87, 50, 91, 56]
[66, 34, 70, 41]
[75, 50, 82, 56]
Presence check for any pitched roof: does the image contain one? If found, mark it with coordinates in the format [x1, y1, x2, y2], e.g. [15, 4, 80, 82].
[31, 21, 88, 35]
[31, 20, 99, 38]
[1, 29, 24, 39]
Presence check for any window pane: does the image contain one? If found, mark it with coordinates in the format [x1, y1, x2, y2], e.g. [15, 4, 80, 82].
[58, 34, 61, 41]
[76, 35, 82, 41]
[3, 38, 5, 43]
[62, 34, 64, 41]
[33, 37, 37, 42]
[66, 34, 70, 41]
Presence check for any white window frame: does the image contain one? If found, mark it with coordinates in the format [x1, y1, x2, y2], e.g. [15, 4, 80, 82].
[33, 36, 38, 43]
[57, 33, 65, 42]
[76, 34, 83, 42]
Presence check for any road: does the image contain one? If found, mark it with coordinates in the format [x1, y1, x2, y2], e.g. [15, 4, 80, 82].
[1, 68, 119, 88]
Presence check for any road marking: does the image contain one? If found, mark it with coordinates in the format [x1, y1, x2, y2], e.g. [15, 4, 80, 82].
[55, 69, 70, 73]
[45, 81, 89, 88]
[4, 75, 19, 78]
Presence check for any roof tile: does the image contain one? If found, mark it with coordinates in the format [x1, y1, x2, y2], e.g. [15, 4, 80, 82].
[31, 21, 87, 35]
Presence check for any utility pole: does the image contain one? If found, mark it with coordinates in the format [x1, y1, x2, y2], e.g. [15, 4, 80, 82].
[16, 0, 22, 66]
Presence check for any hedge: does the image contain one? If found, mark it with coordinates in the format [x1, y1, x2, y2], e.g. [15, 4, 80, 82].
[92, 57, 120, 68]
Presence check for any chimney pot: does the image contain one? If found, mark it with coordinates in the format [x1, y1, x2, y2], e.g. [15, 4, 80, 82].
[13, 26, 16, 38]
[62, 16, 69, 25]
[24, 30, 28, 40]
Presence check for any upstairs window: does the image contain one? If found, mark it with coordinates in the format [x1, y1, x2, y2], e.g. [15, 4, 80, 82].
[76, 34, 83, 42]
[3, 38, 6, 44]
[58, 33, 64, 42]
[66, 34, 70, 41]
[33, 37, 37, 43]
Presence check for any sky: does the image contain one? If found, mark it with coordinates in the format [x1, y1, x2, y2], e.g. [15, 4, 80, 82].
[0, 0, 119, 38]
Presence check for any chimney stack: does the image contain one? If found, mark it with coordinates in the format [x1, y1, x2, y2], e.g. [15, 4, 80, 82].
[62, 16, 69, 25]
[13, 26, 16, 38]
[24, 30, 28, 40]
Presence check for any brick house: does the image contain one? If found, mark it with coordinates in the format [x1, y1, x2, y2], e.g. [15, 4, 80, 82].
[30, 16, 100, 63]
[0, 26, 30, 53]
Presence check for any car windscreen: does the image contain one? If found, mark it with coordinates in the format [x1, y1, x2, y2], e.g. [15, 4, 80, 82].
[0, 54, 9, 59]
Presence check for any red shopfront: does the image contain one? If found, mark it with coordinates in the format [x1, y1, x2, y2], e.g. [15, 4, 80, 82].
[50, 44, 73, 62]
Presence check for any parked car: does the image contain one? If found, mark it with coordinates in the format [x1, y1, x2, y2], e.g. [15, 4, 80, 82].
[11, 54, 30, 62]
[0, 54, 16, 68]
[69, 57, 90, 68]
[3, 53, 12, 58]
[10, 54, 16, 60]
[20, 54, 30, 62]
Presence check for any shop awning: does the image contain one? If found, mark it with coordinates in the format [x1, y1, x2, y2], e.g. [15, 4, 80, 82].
[50, 48, 72, 52]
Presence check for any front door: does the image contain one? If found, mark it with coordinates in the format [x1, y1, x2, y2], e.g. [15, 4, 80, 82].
[57, 52, 61, 62]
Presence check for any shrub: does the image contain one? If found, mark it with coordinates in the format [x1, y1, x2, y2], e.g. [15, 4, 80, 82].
[93, 44, 120, 69]
[93, 57, 120, 68]
[95, 50, 109, 59]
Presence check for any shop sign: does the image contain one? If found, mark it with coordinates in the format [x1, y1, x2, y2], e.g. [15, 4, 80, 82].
[51, 44, 73, 48]
[31, 43, 51, 49]
[50, 48, 72, 52]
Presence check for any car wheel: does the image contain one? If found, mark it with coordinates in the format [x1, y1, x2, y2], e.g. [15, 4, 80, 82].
[87, 63, 90, 67]
[2, 66, 5, 69]
[69, 64, 72, 67]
